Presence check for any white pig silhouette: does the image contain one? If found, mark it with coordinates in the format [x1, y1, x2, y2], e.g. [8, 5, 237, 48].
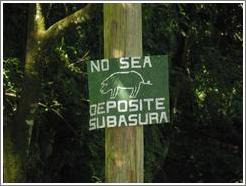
[100, 71, 152, 99]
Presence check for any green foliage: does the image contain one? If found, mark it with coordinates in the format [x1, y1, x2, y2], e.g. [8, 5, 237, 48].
[3, 58, 24, 124]
[142, 3, 243, 182]
[3, 3, 243, 183]
[3, 58, 23, 96]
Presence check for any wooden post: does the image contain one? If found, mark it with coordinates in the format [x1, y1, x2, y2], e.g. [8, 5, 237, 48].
[104, 4, 144, 182]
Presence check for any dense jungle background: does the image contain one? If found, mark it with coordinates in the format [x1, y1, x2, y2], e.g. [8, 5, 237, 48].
[3, 3, 243, 183]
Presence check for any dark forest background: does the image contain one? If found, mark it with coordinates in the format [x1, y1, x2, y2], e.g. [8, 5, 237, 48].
[3, 3, 243, 183]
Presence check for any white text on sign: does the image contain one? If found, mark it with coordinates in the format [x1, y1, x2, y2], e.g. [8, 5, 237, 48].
[89, 98, 168, 130]
[90, 56, 152, 72]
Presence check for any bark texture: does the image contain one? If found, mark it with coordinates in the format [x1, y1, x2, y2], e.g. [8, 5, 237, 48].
[104, 4, 144, 183]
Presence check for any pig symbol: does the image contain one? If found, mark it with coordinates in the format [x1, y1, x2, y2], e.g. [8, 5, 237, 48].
[100, 70, 152, 99]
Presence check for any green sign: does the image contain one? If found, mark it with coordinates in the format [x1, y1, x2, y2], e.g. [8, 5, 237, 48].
[87, 55, 169, 130]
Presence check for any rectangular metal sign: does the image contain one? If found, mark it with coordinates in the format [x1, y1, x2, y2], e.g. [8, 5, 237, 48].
[87, 55, 169, 130]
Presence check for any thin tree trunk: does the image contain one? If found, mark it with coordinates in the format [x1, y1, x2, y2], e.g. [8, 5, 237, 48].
[4, 4, 45, 182]
[3, 3, 94, 182]
[104, 4, 144, 183]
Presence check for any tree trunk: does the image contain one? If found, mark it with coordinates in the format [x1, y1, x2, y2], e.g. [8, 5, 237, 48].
[104, 4, 144, 183]
[3, 3, 95, 182]
[3, 4, 45, 182]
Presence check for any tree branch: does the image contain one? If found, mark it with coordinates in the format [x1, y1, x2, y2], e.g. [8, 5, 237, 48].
[35, 3, 46, 32]
[45, 4, 93, 40]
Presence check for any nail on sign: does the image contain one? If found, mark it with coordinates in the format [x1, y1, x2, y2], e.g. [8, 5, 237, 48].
[87, 55, 169, 131]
